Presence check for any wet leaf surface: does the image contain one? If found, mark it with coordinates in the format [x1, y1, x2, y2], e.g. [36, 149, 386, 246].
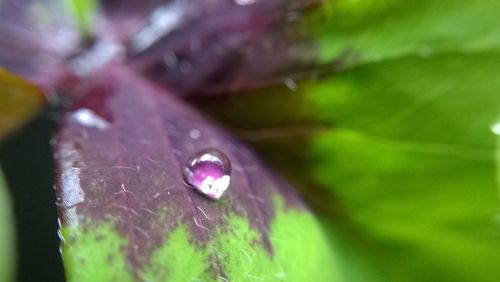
[54, 66, 338, 281]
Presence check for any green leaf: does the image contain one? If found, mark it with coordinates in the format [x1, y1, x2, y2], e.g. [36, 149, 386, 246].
[196, 52, 500, 281]
[0, 68, 44, 140]
[308, 53, 500, 281]
[302, 0, 500, 65]
[64, 0, 97, 35]
[0, 169, 15, 282]
[194, 5, 500, 280]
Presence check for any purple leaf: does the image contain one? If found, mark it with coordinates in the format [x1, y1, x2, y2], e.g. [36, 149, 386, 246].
[100, 0, 320, 95]
[53, 66, 337, 280]
[0, 0, 79, 86]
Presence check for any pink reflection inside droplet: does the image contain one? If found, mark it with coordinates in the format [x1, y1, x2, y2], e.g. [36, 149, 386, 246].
[183, 149, 231, 200]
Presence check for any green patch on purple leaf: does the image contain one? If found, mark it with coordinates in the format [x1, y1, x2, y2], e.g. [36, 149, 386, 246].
[61, 197, 339, 282]
[61, 221, 133, 282]
[212, 197, 339, 282]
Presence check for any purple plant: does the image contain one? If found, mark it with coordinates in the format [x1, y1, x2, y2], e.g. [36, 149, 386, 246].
[1, 1, 499, 281]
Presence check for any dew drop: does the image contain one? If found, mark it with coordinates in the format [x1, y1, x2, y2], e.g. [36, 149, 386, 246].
[183, 149, 231, 200]
[130, 3, 185, 52]
[72, 108, 109, 130]
[284, 77, 297, 91]
[189, 129, 201, 139]
[234, 0, 258, 5]
[491, 122, 500, 136]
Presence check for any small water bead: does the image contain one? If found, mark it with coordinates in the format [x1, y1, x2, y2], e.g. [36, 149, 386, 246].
[183, 149, 231, 200]
[189, 129, 201, 139]
[284, 77, 297, 91]
[72, 108, 109, 130]
[491, 122, 500, 136]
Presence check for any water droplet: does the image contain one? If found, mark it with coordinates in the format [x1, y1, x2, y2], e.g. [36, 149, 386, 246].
[130, 3, 185, 52]
[72, 108, 109, 130]
[284, 78, 297, 91]
[183, 149, 231, 200]
[70, 40, 123, 76]
[491, 122, 500, 136]
[189, 129, 201, 139]
[234, 0, 258, 5]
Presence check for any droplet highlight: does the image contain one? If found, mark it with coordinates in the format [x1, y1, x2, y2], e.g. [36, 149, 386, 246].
[72, 108, 109, 130]
[183, 149, 231, 200]
[491, 122, 500, 136]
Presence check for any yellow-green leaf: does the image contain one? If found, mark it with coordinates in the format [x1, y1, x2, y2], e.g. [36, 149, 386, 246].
[0, 68, 44, 140]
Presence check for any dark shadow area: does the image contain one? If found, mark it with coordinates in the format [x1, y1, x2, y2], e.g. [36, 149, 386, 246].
[0, 109, 65, 282]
